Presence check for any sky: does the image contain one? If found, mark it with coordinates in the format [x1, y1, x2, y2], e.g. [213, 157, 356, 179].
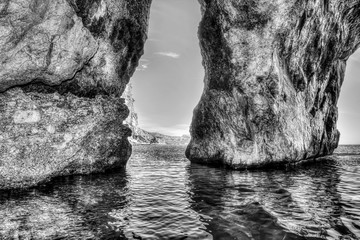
[338, 49, 360, 144]
[131, 0, 360, 144]
[131, 0, 203, 136]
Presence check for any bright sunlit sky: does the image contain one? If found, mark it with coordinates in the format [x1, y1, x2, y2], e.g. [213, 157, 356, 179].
[131, 0, 203, 136]
[131, 0, 360, 144]
[338, 50, 360, 144]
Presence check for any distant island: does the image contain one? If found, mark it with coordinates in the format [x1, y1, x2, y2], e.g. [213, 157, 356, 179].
[131, 129, 191, 145]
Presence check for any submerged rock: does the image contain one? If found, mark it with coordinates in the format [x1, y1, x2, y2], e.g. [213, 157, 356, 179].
[186, 1, 360, 168]
[0, 0, 151, 188]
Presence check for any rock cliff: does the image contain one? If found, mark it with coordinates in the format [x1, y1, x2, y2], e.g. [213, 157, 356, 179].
[0, 0, 151, 189]
[121, 83, 158, 144]
[186, 0, 360, 168]
[122, 83, 190, 145]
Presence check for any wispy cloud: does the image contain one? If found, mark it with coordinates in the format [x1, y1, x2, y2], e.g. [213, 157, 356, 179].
[154, 52, 180, 59]
[136, 59, 150, 71]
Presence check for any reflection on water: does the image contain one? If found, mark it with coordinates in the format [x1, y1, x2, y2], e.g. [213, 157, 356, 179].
[0, 145, 359, 239]
[0, 170, 130, 239]
[187, 158, 358, 239]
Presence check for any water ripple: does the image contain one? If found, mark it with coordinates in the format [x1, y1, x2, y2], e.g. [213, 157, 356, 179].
[0, 145, 359, 239]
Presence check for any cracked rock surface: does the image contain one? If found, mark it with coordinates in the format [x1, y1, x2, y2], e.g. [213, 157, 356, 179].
[0, 89, 131, 189]
[186, 0, 360, 168]
[0, 0, 97, 92]
[0, 0, 151, 189]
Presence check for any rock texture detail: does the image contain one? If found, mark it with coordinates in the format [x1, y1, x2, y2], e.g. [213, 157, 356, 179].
[0, 0, 151, 188]
[186, 0, 360, 168]
[0, 89, 131, 189]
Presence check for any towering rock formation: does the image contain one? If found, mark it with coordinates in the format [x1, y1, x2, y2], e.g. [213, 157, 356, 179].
[186, 0, 360, 168]
[0, 0, 151, 189]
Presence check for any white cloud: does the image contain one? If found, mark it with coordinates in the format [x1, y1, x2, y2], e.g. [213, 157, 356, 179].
[154, 52, 180, 59]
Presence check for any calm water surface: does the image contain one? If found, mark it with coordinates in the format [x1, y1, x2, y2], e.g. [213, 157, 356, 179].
[0, 145, 360, 239]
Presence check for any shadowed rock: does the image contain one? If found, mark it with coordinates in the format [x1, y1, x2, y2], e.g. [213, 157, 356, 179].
[186, 0, 360, 168]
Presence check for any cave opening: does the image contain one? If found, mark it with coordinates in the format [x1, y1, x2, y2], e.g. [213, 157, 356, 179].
[123, 0, 204, 143]
[338, 49, 360, 145]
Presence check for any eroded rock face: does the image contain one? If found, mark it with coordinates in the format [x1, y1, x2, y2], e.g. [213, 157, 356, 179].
[0, 88, 131, 189]
[0, 0, 151, 95]
[0, 0, 151, 188]
[186, 0, 360, 168]
[0, 0, 97, 92]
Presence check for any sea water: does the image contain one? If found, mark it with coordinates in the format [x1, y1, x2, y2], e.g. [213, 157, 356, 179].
[0, 145, 359, 239]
